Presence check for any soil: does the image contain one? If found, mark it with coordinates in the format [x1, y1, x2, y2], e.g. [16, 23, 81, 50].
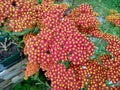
[0, 40, 19, 61]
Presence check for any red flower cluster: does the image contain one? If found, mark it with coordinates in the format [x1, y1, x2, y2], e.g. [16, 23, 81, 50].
[107, 38, 120, 57]
[24, 18, 95, 70]
[99, 54, 114, 68]
[45, 64, 79, 90]
[76, 14, 100, 30]
[88, 66, 109, 90]
[8, 0, 37, 32]
[99, 54, 112, 60]
[0, 0, 14, 24]
[36, 1, 69, 29]
[107, 64, 120, 84]
[67, 4, 101, 34]
[46, 60, 112, 90]
[2, 0, 68, 32]
[106, 38, 120, 84]
[68, 4, 93, 18]
[89, 24, 120, 86]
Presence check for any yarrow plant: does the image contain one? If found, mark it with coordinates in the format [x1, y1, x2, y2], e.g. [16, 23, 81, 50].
[0, 0, 120, 90]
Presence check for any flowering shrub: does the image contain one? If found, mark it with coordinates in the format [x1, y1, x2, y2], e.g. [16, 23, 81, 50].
[0, 0, 120, 90]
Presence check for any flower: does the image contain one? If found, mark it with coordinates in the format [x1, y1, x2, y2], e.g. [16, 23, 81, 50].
[8, 0, 37, 32]
[107, 38, 120, 57]
[24, 61, 40, 80]
[109, 9, 118, 15]
[66, 4, 100, 34]
[75, 14, 100, 33]
[36, 0, 69, 29]
[0, 0, 15, 24]
[114, 19, 120, 27]
[107, 64, 120, 84]
[45, 64, 80, 90]
[24, 16, 95, 71]
[106, 10, 120, 27]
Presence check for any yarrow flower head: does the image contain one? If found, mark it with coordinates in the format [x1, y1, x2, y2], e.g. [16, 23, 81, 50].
[98, 54, 114, 68]
[24, 61, 40, 80]
[45, 64, 80, 90]
[0, 0, 15, 24]
[75, 14, 100, 33]
[107, 64, 120, 84]
[66, 4, 100, 34]
[36, 0, 69, 29]
[106, 38, 120, 57]
[106, 10, 120, 27]
[8, 0, 37, 32]
[24, 16, 95, 70]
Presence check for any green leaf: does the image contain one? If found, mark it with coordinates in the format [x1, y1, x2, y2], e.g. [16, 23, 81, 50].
[35, 82, 42, 85]
[114, 81, 120, 86]
[21, 87, 26, 90]
[37, 85, 46, 90]
[38, 0, 42, 4]
[30, 86, 37, 90]
[11, 29, 30, 36]
[84, 87, 88, 90]
[13, 83, 22, 90]
[22, 83, 31, 90]
[84, 84, 89, 90]
[62, 61, 71, 69]
[33, 26, 39, 34]
[106, 80, 114, 86]
[58, 60, 62, 64]
[22, 63, 26, 67]
[39, 70, 46, 82]
[45, 82, 51, 89]
[34, 71, 39, 80]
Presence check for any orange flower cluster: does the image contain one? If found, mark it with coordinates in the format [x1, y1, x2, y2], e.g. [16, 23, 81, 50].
[106, 9, 120, 27]
[24, 61, 40, 80]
